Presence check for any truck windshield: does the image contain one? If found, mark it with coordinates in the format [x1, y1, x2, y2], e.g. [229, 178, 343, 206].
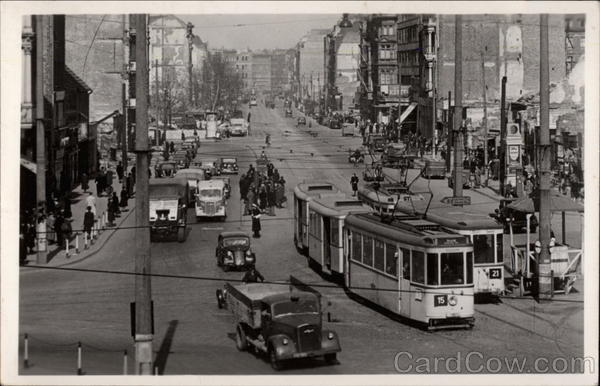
[200, 189, 221, 198]
[273, 298, 319, 317]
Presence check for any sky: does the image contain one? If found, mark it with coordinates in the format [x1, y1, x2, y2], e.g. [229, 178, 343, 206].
[176, 14, 341, 51]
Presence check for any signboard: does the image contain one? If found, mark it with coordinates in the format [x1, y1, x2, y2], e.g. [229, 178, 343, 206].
[78, 122, 88, 141]
[441, 196, 471, 206]
[433, 294, 448, 307]
[508, 145, 520, 163]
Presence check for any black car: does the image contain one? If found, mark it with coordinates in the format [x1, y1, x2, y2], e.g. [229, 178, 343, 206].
[297, 116, 306, 126]
[492, 199, 538, 233]
[285, 108, 293, 117]
[216, 231, 256, 271]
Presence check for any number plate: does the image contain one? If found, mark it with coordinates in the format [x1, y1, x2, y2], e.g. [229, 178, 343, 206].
[434, 294, 448, 307]
[489, 268, 502, 279]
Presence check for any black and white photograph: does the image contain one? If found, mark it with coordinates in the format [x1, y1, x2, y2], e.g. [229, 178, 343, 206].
[1, 1, 598, 385]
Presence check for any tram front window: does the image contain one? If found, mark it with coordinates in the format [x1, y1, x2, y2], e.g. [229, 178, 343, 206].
[440, 252, 465, 285]
[473, 234, 494, 264]
[427, 253, 439, 285]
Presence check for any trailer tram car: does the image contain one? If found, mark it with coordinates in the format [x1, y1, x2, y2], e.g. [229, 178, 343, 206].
[306, 194, 371, 280]
[395, 203, 505, 297]
[343, 213, 475, 330]
[293, 182, 341, 254]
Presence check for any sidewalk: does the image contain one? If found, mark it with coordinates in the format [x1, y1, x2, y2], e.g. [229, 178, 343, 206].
[23, 169, 136, 268]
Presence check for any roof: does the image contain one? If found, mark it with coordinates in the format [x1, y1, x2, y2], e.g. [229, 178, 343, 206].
[294, 182, 340, 201]
[395, 203, 503, 231]
[65, 66, 92, 93]
[198, 179, 225, 188]
[219, 231, 250, 239]
[309, 194, 372, 218]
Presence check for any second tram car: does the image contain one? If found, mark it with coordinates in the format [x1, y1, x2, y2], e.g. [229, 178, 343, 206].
[306, 195, 371, 279]
[293, 182, 341, 254]
[344, 213, 475, 329]
[357, 182, 424, 214]
[395, 203, 505, 296]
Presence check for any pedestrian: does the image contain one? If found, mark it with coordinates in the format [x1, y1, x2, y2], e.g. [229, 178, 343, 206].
[61, 217, 72, 248]
[46, 211, 56, 245]
[127, 172, 134, 197]
[107, 197, 116, 227]
[83, 206, 94, 239]
[267, 182, 276, 216]
[242, 266, 265, 283]
[251, 204, 262, 238]
[55, 212, 64, 248]
[351, 173, 359, 196]
[111, 192, 121, 217]
[120, 186, 128, 210]
[63, 195, 72, 219]
[95, 171, 103, 197]
[85, 191, 97, 217]
[131, 166, 136, 185]
[81, 172, 89, 192]
[116, 161, 124, 182]
[25, 212, 36, 254]
[258, 184, 268, 211]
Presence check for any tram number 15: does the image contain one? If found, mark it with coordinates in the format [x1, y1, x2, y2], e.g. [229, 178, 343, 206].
[434, 294, 448, 307]
[489, 268, 502, 279]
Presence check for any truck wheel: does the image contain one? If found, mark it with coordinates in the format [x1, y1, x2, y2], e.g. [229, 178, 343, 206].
[235, 326, 248, 351]
[177, 227, 186, 242]
[324, 353, 337, 365]
[269, 348, 282, 371]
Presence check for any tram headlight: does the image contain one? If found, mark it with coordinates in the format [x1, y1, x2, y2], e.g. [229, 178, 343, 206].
[282, 338, 289, 345]
[448, 295, 458, 306]
[328, 332, 334, 340]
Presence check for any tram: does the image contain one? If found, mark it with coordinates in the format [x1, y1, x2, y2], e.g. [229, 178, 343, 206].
[306, 194, 371, 279]
[344, 213, 475, 329]
[395, 202, 505, 296]
[293, 182, 341, 254]
[357, 182, 425, 214]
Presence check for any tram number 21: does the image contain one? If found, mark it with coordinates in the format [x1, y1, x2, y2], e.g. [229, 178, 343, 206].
[434, 294, 448, 307]
[488, 268, 502, 279]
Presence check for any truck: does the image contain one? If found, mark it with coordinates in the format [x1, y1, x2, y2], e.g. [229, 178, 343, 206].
[195, 179, 227, 221]
[215, 277, 341, 370]
[149, 178, 189, 242]
[229, 118, 248, 136]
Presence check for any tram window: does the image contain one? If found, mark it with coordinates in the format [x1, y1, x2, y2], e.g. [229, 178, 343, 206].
[440, 252, 465, 285]
[427, 253, 439, 285]
[400, 248, 410, 279]
[331, 220, 339, 246]
[496, 234, 504, 263]
[466, 252, 473, 284]
[374, 240, 385, 272]
[473, 234, 494, 264]
[412, 251, 425, 284]
[363, 236, 373, 267]
[385, 244, 398, 277]
[351, 231, 362, 263]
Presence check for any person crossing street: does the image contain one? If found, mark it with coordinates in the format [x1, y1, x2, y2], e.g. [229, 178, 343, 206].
[351, 173, 359, 196]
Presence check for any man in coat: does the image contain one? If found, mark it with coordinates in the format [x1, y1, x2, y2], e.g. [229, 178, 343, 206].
[251, 204, 261, 238]
[83, 206, 95, 239]
[351, 173, 359, 196]
[116, 161, 124, 182]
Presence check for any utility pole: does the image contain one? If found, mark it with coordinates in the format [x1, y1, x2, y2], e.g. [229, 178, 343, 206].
[538, 14, 552, 300]
[35, 15, 47, 264]
[154, 59, 159, 126]
[121, 14, 128, 181]
[446, 90, 452, 173]
[481, 49, 488, 185]
[131, 14, 153, 374]
[499, 76, 507, 196]
[452, 15, 464, 201]
[186, 22, 194, 108]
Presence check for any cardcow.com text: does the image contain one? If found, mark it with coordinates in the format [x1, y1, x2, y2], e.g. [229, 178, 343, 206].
[394, 352, 596, 374]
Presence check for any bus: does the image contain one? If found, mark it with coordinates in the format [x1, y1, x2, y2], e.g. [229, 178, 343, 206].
[344, 213, 475, 330]
[293, 182, 341, 254]
[395, 203, 505, 297]
[306, 194, 371, 279]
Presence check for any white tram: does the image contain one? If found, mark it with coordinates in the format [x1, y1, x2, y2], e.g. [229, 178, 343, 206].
[357, 183, 424, 214]
[344, 213, 475, 329]
[293, 182, 341, 254]
[306, 195, 371, 279]
[395, 203, 505, 296]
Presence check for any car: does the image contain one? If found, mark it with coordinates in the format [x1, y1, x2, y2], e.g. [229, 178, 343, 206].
[366, 134, 386, 152]
[215, 231, 256, 271]
[329, 118, 341, 130]
[493, 199, 539, 233]
[220, 157, 239, 175]
[297, 116, 306, 126]
[285, 108, 293, 117]
[249, 99, 258, 107]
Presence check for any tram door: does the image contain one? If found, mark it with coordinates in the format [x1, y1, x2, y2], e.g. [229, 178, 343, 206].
[323, 216, 331, 269]
[398, 247, 411, 316]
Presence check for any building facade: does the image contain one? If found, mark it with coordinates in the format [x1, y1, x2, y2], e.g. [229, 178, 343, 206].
[235, 50, 253, 91]
[565, 14, 585, 75]
[297, 29, 329, 102]
[251, 53, 272, 93]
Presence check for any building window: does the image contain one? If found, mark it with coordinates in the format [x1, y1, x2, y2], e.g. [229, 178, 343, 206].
[379, 24, 395, 37]
[379, 68, 397, 85]
[566, 55, 574, 73]
[379, 44, 396, 60]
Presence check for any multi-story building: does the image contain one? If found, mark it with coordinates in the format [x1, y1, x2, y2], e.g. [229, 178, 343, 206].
[251, 53, 272, 93]
[21, 15, 94, 215]
[235, 50, 253, 91]
[324, 14, 361, 112]
[270, 49, 290, 95]
[297, 29, 329, 102]
[565, 14, 585, 75]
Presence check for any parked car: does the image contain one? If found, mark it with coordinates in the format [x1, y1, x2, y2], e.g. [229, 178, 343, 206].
[215, 231, 256, 271]
[297, 116, 307, 126]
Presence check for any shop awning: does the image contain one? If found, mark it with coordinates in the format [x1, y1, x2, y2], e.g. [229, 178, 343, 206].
[21, 158, 37, 174]
[397, 102, 417, 124]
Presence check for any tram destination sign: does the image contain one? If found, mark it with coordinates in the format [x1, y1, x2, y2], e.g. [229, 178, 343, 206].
[441, 196, 471, 206]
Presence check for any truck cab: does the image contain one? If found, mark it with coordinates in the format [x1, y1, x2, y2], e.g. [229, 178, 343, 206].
[149, 178, 189, 242]
[195, 179, 227, 221]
